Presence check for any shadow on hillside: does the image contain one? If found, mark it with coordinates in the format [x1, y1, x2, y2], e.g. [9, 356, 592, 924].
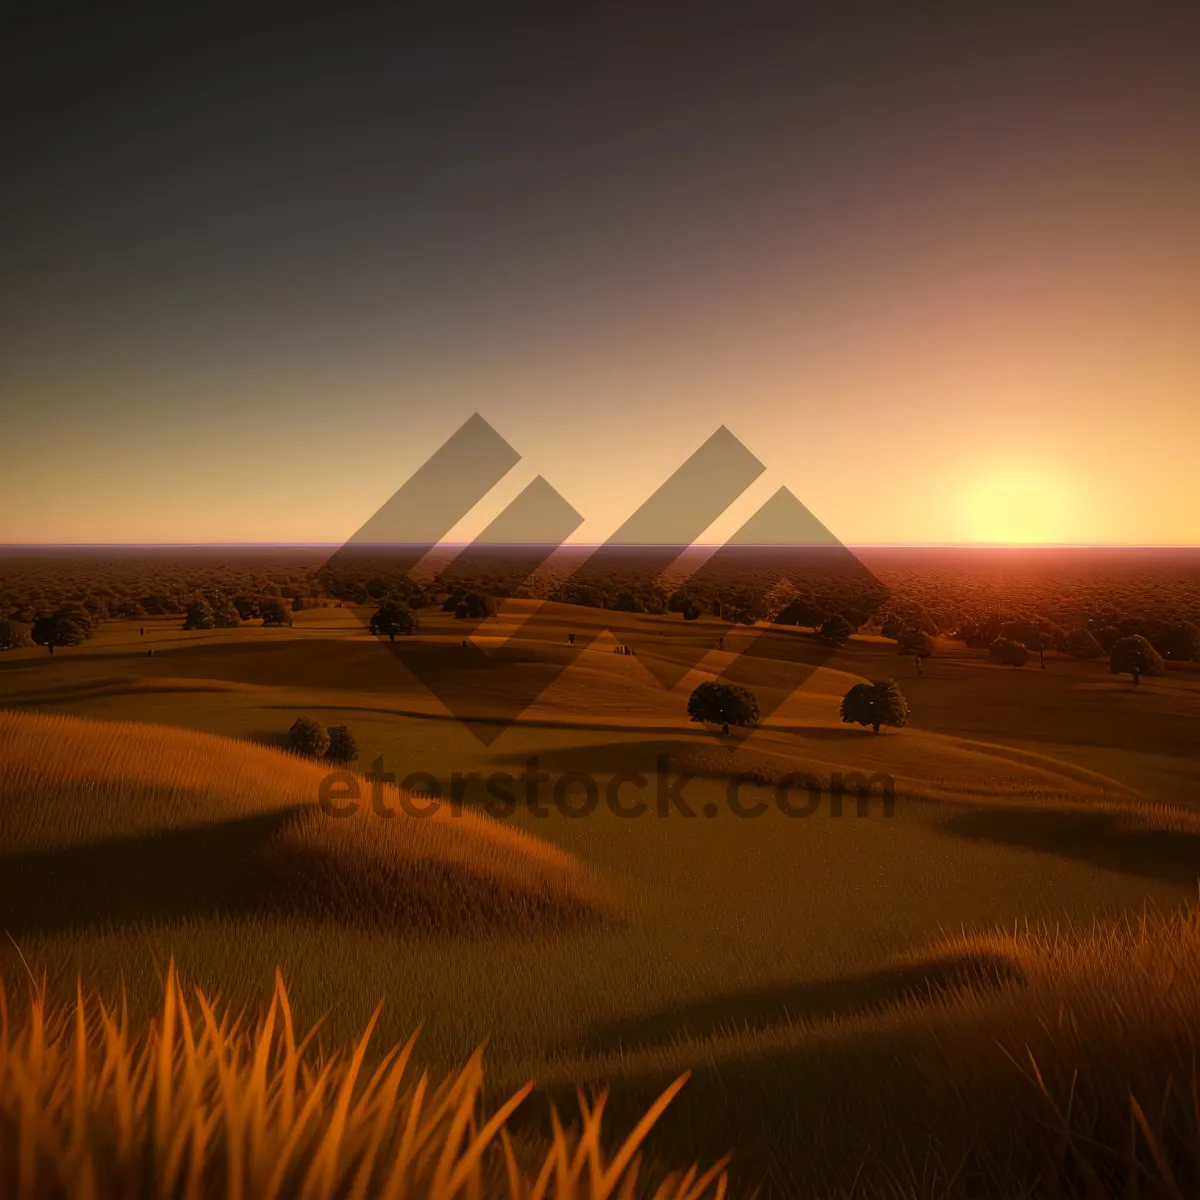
[489, 738, 868, 784]
[0, 808, 609, 938]
[570, 952, 1023, 1058]
[0, 810, 304, 937]
[940, 806, 1200, 887]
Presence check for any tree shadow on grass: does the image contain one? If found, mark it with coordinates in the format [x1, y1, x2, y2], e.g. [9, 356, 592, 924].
[939, 806, 1200, 887]
[570, 952, 1023, 1058]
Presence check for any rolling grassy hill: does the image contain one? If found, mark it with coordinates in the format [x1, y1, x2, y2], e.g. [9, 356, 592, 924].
[2, 602, 1199, 1193]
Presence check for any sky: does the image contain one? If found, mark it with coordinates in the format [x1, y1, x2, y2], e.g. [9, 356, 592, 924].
[1, 6, 1198, 547]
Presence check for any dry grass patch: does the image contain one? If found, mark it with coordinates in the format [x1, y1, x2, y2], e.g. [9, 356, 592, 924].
[0, 965, 728, 1200]
[0, 711, 609, 934]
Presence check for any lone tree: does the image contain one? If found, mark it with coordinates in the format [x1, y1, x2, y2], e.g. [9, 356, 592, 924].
[0, 619, 30, 651]
[31, 611, 88, 656]
[819, 614, 853, 646]
[287, 717, 329, 758]
[369, 601, 419, 641]
[325, 725, 358, 763]
[989, 638, 1029, 667]
[1109, 634, 1165, 686]
[840, 680, 908, 734]
[687, 680, 759, 736]
[1062, 628, 1104, 660]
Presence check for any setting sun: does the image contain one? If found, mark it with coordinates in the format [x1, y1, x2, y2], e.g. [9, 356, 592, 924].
[961, 471, 1071, 544]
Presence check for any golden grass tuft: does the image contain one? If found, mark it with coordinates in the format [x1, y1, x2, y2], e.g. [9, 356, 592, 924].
[0, 964, 729, 1200]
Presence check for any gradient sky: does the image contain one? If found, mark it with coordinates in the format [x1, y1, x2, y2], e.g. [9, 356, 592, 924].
[2, 6, 1198, 546]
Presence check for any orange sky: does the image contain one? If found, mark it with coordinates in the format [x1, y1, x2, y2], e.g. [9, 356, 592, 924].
[1, 8, 1197, 547]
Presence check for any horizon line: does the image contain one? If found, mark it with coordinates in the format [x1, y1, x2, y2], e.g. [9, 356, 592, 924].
[2, 542, 1199, 551]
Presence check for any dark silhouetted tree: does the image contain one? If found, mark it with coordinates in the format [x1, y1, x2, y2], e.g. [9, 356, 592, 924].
[840, 680, 908, 734]
[1109, 634, 1165, 686]
[31, 612, 88, 656]
[325, 725, 358, 763]
[287, 717, 329, 758]
[687, 680, 759, 735]
[369, 602, 418, 641]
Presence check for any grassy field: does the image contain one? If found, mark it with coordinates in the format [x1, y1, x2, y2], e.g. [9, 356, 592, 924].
[2, 601, 1199, 1194]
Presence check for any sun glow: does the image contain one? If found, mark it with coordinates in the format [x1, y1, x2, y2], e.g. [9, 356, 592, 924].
[961, 471, 1071, 545]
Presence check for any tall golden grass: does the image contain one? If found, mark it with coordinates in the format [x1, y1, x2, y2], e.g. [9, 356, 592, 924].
[0, 711, 609, 930]
[0, 963, 728, 1200]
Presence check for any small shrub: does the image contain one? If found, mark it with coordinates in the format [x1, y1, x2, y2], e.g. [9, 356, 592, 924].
[325, 724, 358, 763]
[287, 717, 329, 758]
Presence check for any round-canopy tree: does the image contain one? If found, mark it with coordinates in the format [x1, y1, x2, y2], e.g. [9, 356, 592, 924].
[287, 718, 329, 758]
[31, 612, 88, 656]
[325, 725, 358, 763]
[840, 680, 908, 734]
[1109, 634, 1165, 686]
[369, 601, 418, 641]
[687, 680, 759, 736]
